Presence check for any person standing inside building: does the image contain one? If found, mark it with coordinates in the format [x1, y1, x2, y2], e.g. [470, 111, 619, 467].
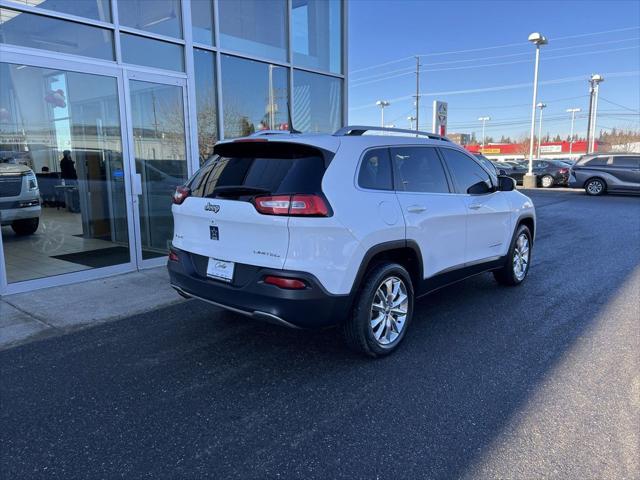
[59, 150, 77, 181]
[59, 150, 80, 212]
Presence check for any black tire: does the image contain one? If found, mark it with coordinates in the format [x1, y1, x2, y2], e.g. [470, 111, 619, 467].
[493, 224, 532, 286]
[342, 263, 414, 357]
[540, 174, 555, 188]
[584, 177, 606, 196]
[11, 218, 39, 236]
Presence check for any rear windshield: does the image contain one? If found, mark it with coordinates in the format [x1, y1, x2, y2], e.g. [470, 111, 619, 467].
[188, 142, 327, 199]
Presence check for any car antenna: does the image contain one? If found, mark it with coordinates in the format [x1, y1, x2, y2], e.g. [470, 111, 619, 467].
[287, 101, 301, 134]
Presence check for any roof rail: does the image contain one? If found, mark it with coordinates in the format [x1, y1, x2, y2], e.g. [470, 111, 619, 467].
[333, 125, 450, 142]
[250, 130, 295, 137]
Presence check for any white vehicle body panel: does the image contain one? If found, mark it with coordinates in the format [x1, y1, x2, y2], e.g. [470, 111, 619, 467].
[172, 197, 289, 270]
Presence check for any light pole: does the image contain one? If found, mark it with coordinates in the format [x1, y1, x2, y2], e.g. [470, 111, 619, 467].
[376, 100, 390, 128]
[407, 116, 416, 130]
[586, 74, 604, 153]
[478, 116, 490, 150]
[525, 32, 547, 188]
[566, 107, 581, 157]
[536, 102, 546, 157]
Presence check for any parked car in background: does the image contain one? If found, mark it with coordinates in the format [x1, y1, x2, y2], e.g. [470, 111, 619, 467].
[569, 153, 640, 195]
[532, 160, 571, 187]
[0, 160, 41, 235]
[488, 159, 570, 187]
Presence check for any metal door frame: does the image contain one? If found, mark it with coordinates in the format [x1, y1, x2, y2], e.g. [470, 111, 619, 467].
[122, 70, 192, 270]
[0, 50, 138, 295]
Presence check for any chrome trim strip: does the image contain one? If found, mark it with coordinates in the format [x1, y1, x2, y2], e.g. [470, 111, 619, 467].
[171, 284, 300, 329]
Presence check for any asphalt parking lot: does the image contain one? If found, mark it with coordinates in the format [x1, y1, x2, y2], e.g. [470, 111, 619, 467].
[1, 188, 639, 479]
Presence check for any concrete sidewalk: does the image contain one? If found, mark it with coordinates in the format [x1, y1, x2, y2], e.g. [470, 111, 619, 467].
[0, 267, 185, 350]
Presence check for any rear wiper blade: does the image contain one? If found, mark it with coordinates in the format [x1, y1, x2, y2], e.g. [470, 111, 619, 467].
[206, 185, 271, 197]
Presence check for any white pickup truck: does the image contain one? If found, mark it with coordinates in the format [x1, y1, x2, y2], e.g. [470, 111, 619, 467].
[0, 162, 41, 235]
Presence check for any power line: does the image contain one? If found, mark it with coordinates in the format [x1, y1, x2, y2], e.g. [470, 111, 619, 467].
[351, 36, 640, 84]
[350, 71, 640, 110]
[598, 96, 640, 113]
[350, 26, 639, 75]
[350, 45, 639, 87]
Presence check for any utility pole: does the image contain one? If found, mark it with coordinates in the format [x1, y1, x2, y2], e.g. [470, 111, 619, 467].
[414, 56, 420, 131]
[478, 116, 490, 149]
[566, 108, 581, 157]
[536, 102, 546, 157]
[586, 74, 604, 153]
[525, 32, 547, 189]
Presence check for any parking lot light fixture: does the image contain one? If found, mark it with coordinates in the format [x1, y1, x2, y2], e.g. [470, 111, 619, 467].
[536, 103, 546, 157]
[566, 108, 581, 156]
[407, 116, 416, 130]
[376, 100, 390, 128]
[525, 32, 548, 188]
[478, 116, 490, 150]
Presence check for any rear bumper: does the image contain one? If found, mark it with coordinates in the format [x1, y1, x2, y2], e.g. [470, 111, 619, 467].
[167, 247, 352, 329]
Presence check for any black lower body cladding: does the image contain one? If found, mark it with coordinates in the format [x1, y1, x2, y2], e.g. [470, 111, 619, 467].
[167, 247, 352, 329]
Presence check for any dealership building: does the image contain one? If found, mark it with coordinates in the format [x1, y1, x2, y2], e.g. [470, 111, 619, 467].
[0, 0, 347, 295]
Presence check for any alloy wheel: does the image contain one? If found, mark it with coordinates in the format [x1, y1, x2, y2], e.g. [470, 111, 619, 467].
[370, 276, 408, 345]
[587, 180, 603, 195]
[541, 175, 554, 188]
[513, 233, 530, 281]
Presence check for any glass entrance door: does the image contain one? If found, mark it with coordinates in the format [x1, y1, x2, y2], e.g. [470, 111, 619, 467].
[126, 74, 189, 266]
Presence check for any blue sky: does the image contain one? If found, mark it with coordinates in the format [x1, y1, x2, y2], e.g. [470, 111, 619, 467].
[348, 0, 640, 141]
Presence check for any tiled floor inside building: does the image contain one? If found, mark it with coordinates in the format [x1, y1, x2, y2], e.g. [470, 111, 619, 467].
[2, 207, 128, 284]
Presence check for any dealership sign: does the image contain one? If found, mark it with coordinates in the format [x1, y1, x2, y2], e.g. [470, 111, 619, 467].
[432, 100, 447, 136]
[539, 144, 562, 153]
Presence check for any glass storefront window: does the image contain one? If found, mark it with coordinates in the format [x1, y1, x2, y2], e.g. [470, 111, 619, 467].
[0, 8, 114, 61]
[8, 0, 112, 22]
[0, 63, 130, 283]
[117, 0, 182, 38]
[194, 49, 218, 164]
[292, 0, 342, 74]
[293, 70, 342, 133]
[221, 55, 288, 138]
[218, 0, 287, 62]
[129, 80, 188, 259]
[120, 33, 184, 72]
[191, 0, 214, 46]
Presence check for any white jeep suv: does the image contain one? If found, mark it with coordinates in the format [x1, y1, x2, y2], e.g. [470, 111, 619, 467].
[0, 161, 41, 236]
[168, 126, 535, 356]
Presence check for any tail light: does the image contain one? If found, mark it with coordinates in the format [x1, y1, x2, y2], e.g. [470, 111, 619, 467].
[559, 168, 569, 174]
[253, 194, 329, 216]
[168, 250, 180, 262]
[172, 185, 191, 205]
[264, 275, 307, 290]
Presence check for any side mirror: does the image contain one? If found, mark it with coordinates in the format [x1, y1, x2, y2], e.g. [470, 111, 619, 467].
[499, 169, 507, 176]
[498, 175, 515, 191]
[467, 180, 492, 195]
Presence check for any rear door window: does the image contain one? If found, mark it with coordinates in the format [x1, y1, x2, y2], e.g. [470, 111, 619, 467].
[580, 156, 609, 166]
[391, 146, 450, 193]
[188, 142, 327, 199]
[358, 148, 393, 190]
[611, 156, 639, 168]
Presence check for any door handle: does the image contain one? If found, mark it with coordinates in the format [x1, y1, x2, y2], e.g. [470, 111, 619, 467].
[407, 205, 427, 213]
[469, 204, 483, 210]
